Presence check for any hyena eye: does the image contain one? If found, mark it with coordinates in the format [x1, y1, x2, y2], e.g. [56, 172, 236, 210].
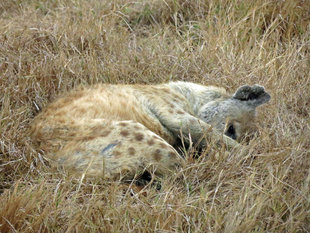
[225, 124, 237, 140]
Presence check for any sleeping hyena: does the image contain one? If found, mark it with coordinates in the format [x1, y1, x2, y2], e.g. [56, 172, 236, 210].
[31, 81, 270, 181]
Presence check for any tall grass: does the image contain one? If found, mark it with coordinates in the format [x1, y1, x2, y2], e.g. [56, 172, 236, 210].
[1, 0, 310, 232]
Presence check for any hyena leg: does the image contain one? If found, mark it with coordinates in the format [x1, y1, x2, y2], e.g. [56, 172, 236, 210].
[53, 120, 184, 181]
[151, 106, 239, 149]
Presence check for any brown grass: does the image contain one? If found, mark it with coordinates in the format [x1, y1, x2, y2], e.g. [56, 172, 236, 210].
[1, 0, 310, 232]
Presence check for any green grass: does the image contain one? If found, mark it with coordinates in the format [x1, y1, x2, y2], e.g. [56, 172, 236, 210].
[1, 0, 310, 232]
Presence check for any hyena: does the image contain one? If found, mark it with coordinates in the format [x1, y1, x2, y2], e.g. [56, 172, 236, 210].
[31, 81, 270, 181]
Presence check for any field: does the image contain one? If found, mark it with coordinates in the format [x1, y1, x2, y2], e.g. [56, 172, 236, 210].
[1, 0, 310, 232]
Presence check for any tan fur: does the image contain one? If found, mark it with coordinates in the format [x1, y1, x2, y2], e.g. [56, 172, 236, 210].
[31, 81, 270, 181]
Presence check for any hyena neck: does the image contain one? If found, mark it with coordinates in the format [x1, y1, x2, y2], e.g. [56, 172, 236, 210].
[166, 81, 228, 115]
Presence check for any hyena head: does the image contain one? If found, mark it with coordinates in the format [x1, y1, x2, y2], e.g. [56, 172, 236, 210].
[198, 84, 271, 142]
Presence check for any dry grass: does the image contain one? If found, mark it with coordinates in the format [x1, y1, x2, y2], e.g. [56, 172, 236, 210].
[1, 0, 310, 232]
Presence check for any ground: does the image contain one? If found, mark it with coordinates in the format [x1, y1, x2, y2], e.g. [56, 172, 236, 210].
[0, 0, 310, 232]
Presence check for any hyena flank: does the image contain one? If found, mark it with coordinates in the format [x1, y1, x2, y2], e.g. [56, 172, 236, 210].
[31, 81, 270, 181]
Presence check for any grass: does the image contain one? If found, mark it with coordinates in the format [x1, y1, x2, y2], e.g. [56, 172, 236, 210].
[1, 0, 310, 232]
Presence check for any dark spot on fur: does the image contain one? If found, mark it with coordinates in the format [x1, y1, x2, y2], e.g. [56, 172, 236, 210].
[101, 130, 111, 137]
[168, 151, 177, 158]
[82, 136, 96, 141]
[176, 110, 185, 114]
[153, 149, 162, 161]
[128, 147, 136, 156]
[134, 133, 144, 141]
[58, 119, 66, 124]
[120, 130, 129, 137]
[147, 139, 155, 145]
[165, 101, 175, 109]
[168, 110, 173, 114]
[119, 122, 128, 127]
[113, 150, 122, 158]
[79, 108, 86, 114]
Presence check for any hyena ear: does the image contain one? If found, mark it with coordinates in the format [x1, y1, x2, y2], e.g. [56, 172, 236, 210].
[232, 84, 271, 107]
